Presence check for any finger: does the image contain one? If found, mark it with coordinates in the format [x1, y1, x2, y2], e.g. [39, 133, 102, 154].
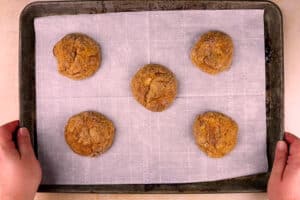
[269, 141, 288, 182]
[287, 155, 300, 166]
[0, 121, 19, 143]
[18, 128, 35, 159]
[284, 132, 299, 144]
[1, 120, 19, 132]
[0, 120, 19, 147]
[290, 139, 300, 156]
[0, 121, 20, 158]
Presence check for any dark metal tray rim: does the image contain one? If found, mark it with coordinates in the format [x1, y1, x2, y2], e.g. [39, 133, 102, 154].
[19, 0, 284, 193]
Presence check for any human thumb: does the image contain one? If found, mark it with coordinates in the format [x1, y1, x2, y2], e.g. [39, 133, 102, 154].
[269, 141, 288, 182]
[18, 127, 35, 159]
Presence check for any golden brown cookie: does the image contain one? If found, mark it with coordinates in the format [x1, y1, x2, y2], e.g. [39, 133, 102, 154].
[193, 111, 238, 158]
[190, 31, 233, 75]
[131, 64, 178, 112]
[53, 33, 101, 80]
[65, 111, 115, 157]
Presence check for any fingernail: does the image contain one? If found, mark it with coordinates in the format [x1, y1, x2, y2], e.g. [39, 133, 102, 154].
[19, 128, 29, 136]
[277, 141, 286, 151]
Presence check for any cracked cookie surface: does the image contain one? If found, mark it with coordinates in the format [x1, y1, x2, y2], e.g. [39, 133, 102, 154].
[193, 111, 238, 158]
[130, 64, 178, 112]
[65, 111, 115, 157]
[190, 31, 233, 75]
[53, 33, 101, 80]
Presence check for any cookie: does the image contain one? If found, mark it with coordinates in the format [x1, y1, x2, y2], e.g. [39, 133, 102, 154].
[193, 111, 238, 158]
[53, 33, 101, 80]
[131, 64, 178, 112]
[190, 31, 233, 75]
[65, 111, 115, 157]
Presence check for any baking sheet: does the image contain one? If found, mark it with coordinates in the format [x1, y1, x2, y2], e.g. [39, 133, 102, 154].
[34, 9, 267, 184]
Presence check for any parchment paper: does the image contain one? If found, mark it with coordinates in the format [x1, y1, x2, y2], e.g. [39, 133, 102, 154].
[34, 10, 267, 184]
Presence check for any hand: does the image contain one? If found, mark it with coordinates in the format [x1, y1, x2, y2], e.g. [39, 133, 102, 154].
[268, 132, 300, 200]
[0, 121, 41, 200]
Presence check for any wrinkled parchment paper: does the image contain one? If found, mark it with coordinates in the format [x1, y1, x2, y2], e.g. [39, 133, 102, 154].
[34, 10, 267, 184]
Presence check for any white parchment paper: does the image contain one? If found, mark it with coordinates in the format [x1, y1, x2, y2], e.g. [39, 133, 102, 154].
[34, 10, 267, 184]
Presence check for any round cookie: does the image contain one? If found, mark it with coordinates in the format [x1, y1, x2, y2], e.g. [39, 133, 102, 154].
[65, 111, 115, 157]
[131, 64, 178, 112]
[190, 31, 233, 75]
[193, 111, 238, 158]
[53, 33, 101, 80]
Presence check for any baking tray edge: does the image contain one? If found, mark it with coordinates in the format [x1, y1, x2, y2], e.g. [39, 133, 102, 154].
[19, 0, 284, 193]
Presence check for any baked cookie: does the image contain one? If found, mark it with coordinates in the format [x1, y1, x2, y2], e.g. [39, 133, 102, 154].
[65, 111, 115, 157]
[193, 111, 238, 158]
[131, 64, 178, 112]
[190, 31, 233, 75]
[53, 33, 101, 80]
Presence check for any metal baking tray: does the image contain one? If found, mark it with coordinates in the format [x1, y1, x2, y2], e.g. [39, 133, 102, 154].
[19, 0, 284, 193]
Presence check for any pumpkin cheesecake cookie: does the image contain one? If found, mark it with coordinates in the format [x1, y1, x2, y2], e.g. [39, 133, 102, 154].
[190, 31, 233, 75]
[131, 64, 178, 112]
[193, 111, 238, 158]
[65, 111, 115, 157]
[53, 33, 101, 80]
